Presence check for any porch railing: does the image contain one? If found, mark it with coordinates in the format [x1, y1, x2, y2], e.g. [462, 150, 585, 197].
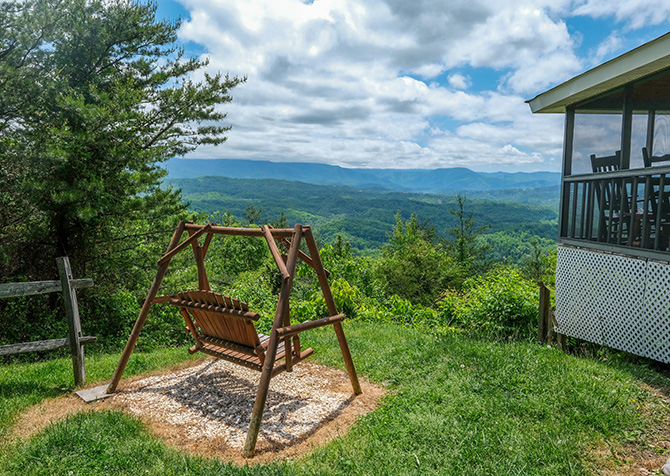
[560, 165, 670, 258]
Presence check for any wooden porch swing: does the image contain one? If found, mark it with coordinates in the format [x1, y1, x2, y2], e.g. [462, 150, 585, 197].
[104, 221, 361, 458]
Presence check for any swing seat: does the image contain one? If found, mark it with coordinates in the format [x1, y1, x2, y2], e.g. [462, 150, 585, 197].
[169, 290, 341, 376]
[109, 223, 360, 458]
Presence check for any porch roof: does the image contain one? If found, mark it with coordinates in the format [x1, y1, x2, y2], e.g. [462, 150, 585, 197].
[527, 32, 670, 114]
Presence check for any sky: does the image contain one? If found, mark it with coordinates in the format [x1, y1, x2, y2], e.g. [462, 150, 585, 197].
[155, 0, 670, 172]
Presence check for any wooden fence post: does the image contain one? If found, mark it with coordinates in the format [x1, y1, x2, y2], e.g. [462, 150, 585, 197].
[57, 257, 86, 386]
[557, 331, 567, 352]
[537, 281, 552, 345]
[537, 282, 568, 351]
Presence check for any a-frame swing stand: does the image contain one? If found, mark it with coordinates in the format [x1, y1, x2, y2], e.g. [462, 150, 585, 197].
[84, 221, 361, 458]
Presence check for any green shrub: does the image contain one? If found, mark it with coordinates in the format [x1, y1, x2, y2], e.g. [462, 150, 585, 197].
[440, 267, 538, 340]
[0, 294, 63, 348]
[82, 290, 141, 352]
[318, 243, 380, 299]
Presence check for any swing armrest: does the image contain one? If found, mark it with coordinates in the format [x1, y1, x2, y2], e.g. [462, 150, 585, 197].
[276, 314, 345, 338]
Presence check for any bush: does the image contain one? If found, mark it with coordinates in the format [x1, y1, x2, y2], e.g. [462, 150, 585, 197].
[82, 289, 141, 352]
[439, 267, 538, 340]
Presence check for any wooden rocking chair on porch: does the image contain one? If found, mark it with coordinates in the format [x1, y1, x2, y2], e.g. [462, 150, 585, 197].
[103, 222, 361, 458]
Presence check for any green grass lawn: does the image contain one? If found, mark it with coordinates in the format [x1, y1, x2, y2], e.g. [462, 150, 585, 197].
[1, 322, 668, 475]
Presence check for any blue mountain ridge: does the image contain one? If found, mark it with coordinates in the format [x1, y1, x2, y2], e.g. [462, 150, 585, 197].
[164, 158, 560, 194]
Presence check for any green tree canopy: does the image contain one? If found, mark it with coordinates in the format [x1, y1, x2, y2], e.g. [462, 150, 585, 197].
[376, 213, 457, 306]
[0, 0, 243, 283]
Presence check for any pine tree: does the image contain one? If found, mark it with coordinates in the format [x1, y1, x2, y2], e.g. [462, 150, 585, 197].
[0, 0, 244, 284]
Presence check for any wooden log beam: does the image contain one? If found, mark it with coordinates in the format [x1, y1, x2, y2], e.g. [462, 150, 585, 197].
[0, 279, 93, 299]
[0, 336, 97, 356]
[278, 229, 331, 278]
[180, 308, 200, 345]
[185, 223, 211, 291]
[183, 223, 295, 238]
[195, 242, 210, 291]
[152, 295, 172, 304]
[263, 225, 290, 280]
[271, 347, 314, 377]
[244, 225, 302, 458]
[202, 229, 214, 257]
[276, 314, 346, 338]
[157, 223, 211, 265]
[303, 227, 362, 395]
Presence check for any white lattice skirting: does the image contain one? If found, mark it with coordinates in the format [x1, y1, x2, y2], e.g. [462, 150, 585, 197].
[556, 244, 670, 363]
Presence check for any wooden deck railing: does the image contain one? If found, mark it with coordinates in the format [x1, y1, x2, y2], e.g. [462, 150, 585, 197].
[560, 165, 670, 258]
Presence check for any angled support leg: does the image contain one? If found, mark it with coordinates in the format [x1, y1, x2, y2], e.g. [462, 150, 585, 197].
[303, 227, 362, 395]
[244, 225, 302, 458]
[107, 222, 185, 393]
[244, 322, 280, 458]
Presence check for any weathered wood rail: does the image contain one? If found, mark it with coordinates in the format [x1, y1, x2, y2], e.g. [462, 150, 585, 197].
[0, 257, 96, 385]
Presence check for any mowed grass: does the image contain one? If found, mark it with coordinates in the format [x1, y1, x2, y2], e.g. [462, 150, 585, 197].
[1, 321, 669, 475]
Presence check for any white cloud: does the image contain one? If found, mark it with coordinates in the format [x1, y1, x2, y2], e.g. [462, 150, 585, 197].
[174, 0, 666, 172]
[448, 73, 470, 90]
[589, 31, 624, 66]
[572, 0, 670, 30]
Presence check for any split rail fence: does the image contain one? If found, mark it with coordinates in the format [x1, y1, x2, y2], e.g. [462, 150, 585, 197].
[0, 257, 96, 385]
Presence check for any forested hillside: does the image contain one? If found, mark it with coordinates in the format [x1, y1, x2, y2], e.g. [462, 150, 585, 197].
[168, 175, 558, 261]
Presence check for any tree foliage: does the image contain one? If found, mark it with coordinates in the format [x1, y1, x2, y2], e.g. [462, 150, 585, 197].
[376, 213, 457, 306]
[444, 193, 491, 275]
[173, 176, 560, 251]
[0, 0, 243, 284]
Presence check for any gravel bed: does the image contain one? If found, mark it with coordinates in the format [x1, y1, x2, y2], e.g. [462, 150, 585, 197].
[112, 358, 353, 450]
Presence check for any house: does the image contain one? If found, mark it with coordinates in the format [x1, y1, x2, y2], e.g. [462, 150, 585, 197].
[527, 33, 670, 363]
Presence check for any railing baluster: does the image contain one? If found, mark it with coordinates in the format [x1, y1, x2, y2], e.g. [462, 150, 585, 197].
[616, 177, 625, 245]
[586, 181, 595, 240]
[580, 181, 587, 238]
[655, 174, 666, 251]
[597, 178, 606, 242]
[568, 182, 579, 238]
[642, 175, 651, 249]
[628, 177, 638, 246]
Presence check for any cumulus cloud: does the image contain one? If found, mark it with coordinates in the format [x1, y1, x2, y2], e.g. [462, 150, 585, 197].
[572, 0, 670, 30]
[448, 74, 470, 90]
[589, 31, 624, 66]
[174, 0, 666, 171]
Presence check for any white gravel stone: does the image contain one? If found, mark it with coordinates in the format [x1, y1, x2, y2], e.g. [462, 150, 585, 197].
[111, 359, 351, 449]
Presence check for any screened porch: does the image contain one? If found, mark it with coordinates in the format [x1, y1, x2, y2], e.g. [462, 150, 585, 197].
[528, 33, 670, 364]
[559, 68, 670, 259]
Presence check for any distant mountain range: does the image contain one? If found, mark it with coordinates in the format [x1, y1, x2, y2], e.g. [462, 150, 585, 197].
[164, 158, 560, 195]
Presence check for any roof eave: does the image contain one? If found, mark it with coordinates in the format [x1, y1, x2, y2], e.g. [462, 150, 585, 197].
[527, 32, 670, 114]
